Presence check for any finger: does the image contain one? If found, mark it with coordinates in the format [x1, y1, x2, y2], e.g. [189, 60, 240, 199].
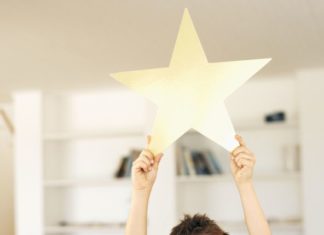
[234, 153, 255, 162]
[232, 146, 251, 156]
[233, 155, 252, 167]
[231, 158, 240, 170]
[138, 155, 151, 166]
[133, 158, 149, 168]
[236, 158, 254, 168]
[146, 135, 152, 148]
[133, 160, 150, 172]
[142, 149, 154, 163]
[235, 135, 246, 147]
[229, 154, 238, 166]
[229, 154, 240, 169]
[141, 154, 154, 166]
[236, 158, 255, 168]
[134, 155, 151, 167]
[138, 159, 152, 172]
[153, 153, 164, 170]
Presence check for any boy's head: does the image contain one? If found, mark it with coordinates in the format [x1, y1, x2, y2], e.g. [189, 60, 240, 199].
[170, 214, 229, 235]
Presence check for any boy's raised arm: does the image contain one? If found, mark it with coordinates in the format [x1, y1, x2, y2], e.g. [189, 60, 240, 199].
[126, 136, 163, 235]
[230, 135, 272, 235]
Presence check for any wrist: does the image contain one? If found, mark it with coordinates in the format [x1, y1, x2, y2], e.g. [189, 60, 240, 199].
[236, 180, 254, 192]
[132, 187, 152, 201]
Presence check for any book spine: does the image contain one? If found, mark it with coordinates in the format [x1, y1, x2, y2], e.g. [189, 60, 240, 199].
[206, 151, 223, 174]
[203, 151, 218, 174]
[176, 145, 183, 176]
[184, 148, 196, 176]
[192, 152, 204, 175]
[198, 152, 212, 175]
[125, 156, 133, 177]
[115, 157, 128, 178]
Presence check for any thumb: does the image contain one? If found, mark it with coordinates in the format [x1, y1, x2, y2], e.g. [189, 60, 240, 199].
[146, 135, 152, 148]
[235, 134, 246, 147]
[153, 153, 164, 170]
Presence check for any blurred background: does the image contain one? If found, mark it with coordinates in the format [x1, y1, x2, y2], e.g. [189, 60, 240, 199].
[0, 1, 324, 235]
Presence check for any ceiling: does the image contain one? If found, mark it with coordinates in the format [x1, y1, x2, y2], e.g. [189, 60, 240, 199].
[0, 0, 323, 99]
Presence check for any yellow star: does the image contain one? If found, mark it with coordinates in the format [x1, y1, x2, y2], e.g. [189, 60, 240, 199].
[111, 9, 270, 154]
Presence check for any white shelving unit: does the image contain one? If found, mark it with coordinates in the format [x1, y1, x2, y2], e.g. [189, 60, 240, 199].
[14, 77, 312, 235]
[41, 92, 148, 235]
[14, 90, 177, 235]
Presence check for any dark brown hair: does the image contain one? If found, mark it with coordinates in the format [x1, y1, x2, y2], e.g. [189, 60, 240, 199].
[170, 214, 229, 235]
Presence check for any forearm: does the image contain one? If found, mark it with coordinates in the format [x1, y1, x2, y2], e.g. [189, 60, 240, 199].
[237, 182, 271, 235]
[125, 189, 151, 235]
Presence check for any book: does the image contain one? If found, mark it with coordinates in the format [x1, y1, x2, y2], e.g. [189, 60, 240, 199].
[176, 147, 224, 176]
[127, 150, 141, 177]
[125, 156, 133, 177]
[184, 147, 196, 176]
[115, 156, 129, 178]
[204, 150, 223, 174]
[201, 151, 217, 174]
[115, 149, 143, 178]
[191, 151, 212, 175]
[130, 150, 141, 160]
[176, 145, 184, 176]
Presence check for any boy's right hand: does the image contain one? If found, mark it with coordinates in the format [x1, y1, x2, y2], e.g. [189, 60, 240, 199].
[230, 135, 256, 186]
[131, 136, 163, 192]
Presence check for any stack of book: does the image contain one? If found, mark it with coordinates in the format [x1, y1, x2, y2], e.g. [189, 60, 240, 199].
[115, 149, 141, 178]
[176, 146, 223, 176]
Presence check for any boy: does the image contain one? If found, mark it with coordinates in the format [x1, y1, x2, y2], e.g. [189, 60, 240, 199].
[126, 135, 272, 235]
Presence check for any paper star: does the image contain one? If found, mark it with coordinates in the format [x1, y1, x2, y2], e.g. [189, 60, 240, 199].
[111, 9, 270, 154]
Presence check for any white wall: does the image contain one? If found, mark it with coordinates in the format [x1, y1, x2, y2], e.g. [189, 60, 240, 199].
[298, 70, 324, 235]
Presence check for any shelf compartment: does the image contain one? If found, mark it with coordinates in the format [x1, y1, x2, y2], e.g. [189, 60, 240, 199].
[44, 178, 131, 187]
[176, 172, 300, 183]
[219, 220, 302, 231]
[45, 224, 125, 234]
[44, 130, 144, 141]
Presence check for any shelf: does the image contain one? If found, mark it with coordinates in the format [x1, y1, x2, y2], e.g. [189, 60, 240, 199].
[44, 178, 131, 187]
[219, 220, 302, 231]
[45, 224, 125, 234]
[45, 221, 302, 234]
[44, 122, 298, 141]
[185, 121, 298, 135]
[44, 130, 144, 141]
[44, 173, 301, 187]
[176, 172, 301, 183]
[235, 121, 299, 131]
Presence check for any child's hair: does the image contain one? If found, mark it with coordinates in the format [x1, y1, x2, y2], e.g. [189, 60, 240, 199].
[170, 214, 229, 235]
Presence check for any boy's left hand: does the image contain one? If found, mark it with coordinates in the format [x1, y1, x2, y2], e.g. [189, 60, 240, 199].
[230, 135, 256, 186]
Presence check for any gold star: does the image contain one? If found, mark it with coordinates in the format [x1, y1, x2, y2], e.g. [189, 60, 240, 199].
[111, 9, 270, 154]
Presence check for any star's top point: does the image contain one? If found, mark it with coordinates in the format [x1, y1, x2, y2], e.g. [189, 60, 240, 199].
[170, 9, 208, 68]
